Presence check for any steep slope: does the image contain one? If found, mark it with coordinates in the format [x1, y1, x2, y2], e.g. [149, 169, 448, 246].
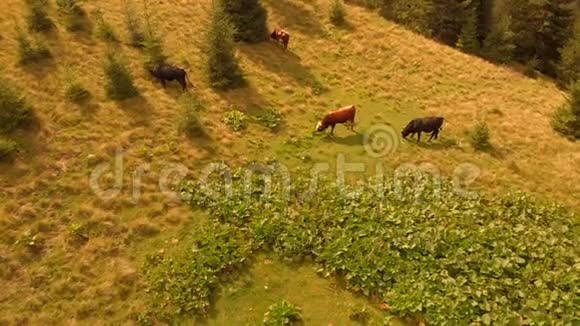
[0, 0, 578, 324]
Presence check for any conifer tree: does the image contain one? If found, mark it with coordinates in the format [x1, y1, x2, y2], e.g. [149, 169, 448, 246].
[206, 0, 243, 89]
[457, 6, 480, 54]
[220, 0, 268, 43]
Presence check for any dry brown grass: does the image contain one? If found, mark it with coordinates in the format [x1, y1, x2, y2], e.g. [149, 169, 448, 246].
[0, 0, 578, 324]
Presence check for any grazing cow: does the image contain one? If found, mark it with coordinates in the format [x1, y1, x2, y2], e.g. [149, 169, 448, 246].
[316, 105, 356, 135]
[401, 116, 444, 143]
[270, 28, 290, 49]
[148, 63, 193, 91]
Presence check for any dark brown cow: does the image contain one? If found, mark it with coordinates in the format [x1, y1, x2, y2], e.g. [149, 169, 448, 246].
[270, 28, 290, 49]
[316, 105, 356, 135]
[401, 116, 444, 143]
[148, 63, 193, 91]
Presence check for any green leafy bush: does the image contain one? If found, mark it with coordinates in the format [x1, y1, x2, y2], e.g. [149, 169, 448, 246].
[179, 94, 205, 137]
[469, 121, 491, 150]
[263, 301, 301, 326]
[103, 51, 139, 100]
[94, 8, 118, 42]
[0, 137, 18, 160]
[25, 0, 54, 33]
[205, 0, 244, 89]
[329, 0, 346, 25]
[223, 110, 248, 131]
[143, 222, 252, 315]
[254, 107, 282, 130]
[173, 167, 579, 324]
[0, 79, 33, 133]
[16, 29, 51, 64]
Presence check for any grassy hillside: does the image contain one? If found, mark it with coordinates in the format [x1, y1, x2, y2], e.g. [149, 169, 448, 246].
[0, 0, 578, 324]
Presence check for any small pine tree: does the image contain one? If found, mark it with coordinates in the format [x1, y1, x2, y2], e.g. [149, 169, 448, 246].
[456, 7, 480, 54]
[56, 0, 86, 32]
[94, 8, 118, 42]
[469, 121, 492, 150]
[179, 94, 205, 137]
[552, 78, 580, 138]
[122, 0, 145, 47]
[25, 0, 54, 33]
[205, 0, 243, 89]
[558, 21, 580, 85]
[329, 0, 346, 25]
[0, 137, 19, 160]
[0, 79, 33, 133]
[141, 1, 167, 69]
[482, 1, 515, 63]
[15, 27, 51, 64]
[221, 0, 268, 43]
[62, 67, 90, 104]
[103, 51, 139, 101]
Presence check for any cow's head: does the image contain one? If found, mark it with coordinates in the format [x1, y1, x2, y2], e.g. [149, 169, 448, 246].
[270, 30, 278, 40]
[401, 126, 412, 139]
[315, 121, 328, 132]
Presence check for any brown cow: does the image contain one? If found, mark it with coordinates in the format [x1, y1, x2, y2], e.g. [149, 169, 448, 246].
[270, 28, 290, 49]
[401, 116, 444, 143]
[316, 105, 356, 135]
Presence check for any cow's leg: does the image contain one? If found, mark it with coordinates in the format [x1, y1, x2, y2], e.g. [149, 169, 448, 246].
[330, 124, 336, 135]
[434, 129, 439, 140]
[417, 132, 421, 143]
[161, 79, 166, 88]
[179, 77, 186, 91]
[428, 132, 435, 142]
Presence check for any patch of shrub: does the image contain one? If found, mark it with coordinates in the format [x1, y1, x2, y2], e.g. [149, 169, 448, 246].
[62, 68, 90, 103]
[263, 301, 301, 326]
[143, 222, 252, 315]
[16, 28, 51, 64]
[551, 103, 576, 137]
[94, 8, 118, 42]
[254, 107, 282, 130]
[223, 110, 247, 131]
[0, 79, 33, 133]
[205, 0, 244, 89]
[179, 94, 205, 137]
[329, 0, 346, 25]
[0, 137, 19, 160]
[173, 167, 579, 324]
[122, 0, 145, 47]
[102, 51, 139, 101]
[25, 0, 54, 33]
[468, 121, 491, 150]
[553, 79, 580, 138]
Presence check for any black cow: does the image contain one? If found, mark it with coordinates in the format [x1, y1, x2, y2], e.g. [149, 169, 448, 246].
[148, 63, 193, 91]
[401, 116, 444, 143]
